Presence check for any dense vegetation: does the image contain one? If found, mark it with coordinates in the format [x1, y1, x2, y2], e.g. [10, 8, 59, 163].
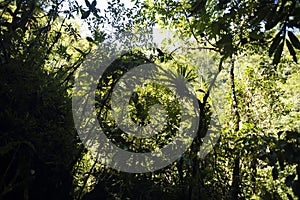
[0, 0, 299, 199]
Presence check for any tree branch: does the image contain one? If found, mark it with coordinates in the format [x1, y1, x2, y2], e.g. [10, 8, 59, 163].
[229, 55, 241, 200]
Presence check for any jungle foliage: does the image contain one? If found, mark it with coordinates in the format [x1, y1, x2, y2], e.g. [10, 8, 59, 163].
[0, 0, 300, 199]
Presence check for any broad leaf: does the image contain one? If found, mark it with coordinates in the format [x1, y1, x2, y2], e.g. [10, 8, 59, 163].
[74, 47, 86, 56]
[81, 10, 90, 19]
[269, 31, 282, 57]
[272, 165, 279, 180]
[286, 39, 297, 63]
[85, 0, 91, 7]
[285, 174, 296, 187]
[91, 0, 96, 8]
[86, 36, 94, 42]
[265, 13, 281, 30]
[272, 40, 284, 65]
[288, 31, 300, 50]
[292, 180, 300, 198]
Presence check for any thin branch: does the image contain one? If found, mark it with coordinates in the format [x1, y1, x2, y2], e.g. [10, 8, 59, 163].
[183, 9, 200, 44]
[60, 50, 90, 85]
[168, 46, 218, 61]
[230, 56, 240, 132]
[76, 159, 99, 200]
[202, 56, 225, 106]
[229, 55, 241, 200]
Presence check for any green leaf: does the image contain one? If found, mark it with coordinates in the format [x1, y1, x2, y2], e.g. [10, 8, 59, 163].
[91, 0, 96, 8]
[252, 6, 269, 25]
[269, 32, 282, 57]
[86, 36, 94, 42]
[265, 18, 280, 30]
[292, 180, 300, 198]
[286, 131, 300, 140]
[288, 31, 300, 50]
[74, 47, 86, 56]
[197, 89, 206, 93]
[265, 10, 282, 30]
[277, 152, 285, 170]
[191, 0, 206, 14]
[269, 151, 277, 165]
[85, 0, 91, 7]
[217, 34, 233, 56]
[285, 174, 296, 187]
[272, 40, 284, 65]
[131, 92, 139, 105]
[93, 11, 100, 18]
[272, 165, 279, 180]
[286, 39, 298, 63]
[81, 10, 90, 19]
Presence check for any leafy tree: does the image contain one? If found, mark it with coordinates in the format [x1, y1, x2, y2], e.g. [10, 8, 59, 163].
[142, 0, 300, 63]
[0, 0, 92, 199]
[1, 0, 300, 199]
